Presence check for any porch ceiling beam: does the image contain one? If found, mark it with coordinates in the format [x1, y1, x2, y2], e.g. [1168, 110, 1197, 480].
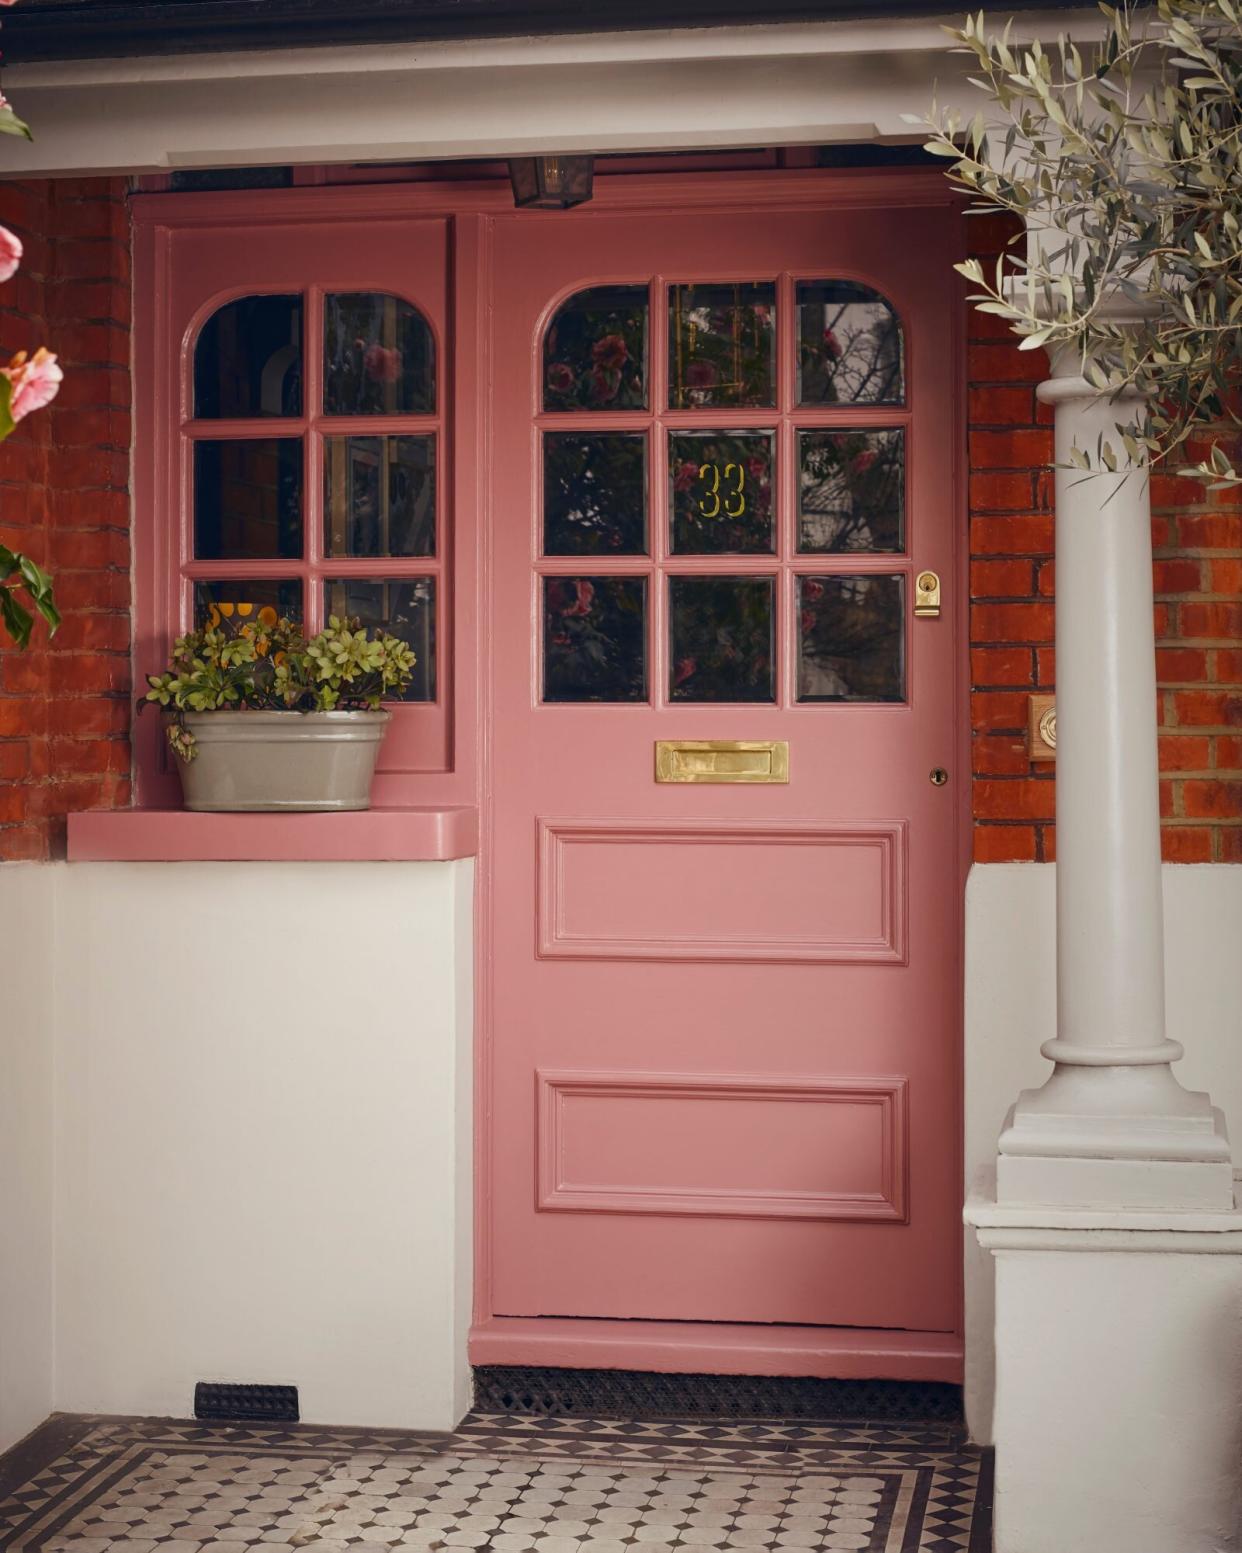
[0, 10, 1102, 176]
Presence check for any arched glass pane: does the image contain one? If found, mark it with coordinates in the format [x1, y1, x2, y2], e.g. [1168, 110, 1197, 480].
[193, 293, 302, 418]
[796, 281, 904, 406]
[669, 282, 775, 409]
[323, 293, 435, 416]
[543, 285, 648, 411]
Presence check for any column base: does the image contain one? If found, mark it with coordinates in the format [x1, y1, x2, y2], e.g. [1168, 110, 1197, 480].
[997, 1062, 1235, 1209]
[970, 1202, 1242, 1553]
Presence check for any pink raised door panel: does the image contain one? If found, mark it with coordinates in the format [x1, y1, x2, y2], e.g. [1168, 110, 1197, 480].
[482, 184, 965, 1363]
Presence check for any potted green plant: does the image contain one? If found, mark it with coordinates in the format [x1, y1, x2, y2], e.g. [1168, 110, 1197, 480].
[143, 607, 415, 812]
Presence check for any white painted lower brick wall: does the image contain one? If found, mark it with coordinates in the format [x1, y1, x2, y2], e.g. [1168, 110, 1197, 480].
[964, 861, 1242, 1444]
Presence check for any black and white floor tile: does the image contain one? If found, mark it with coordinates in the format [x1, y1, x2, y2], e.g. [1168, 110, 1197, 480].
[0, 1412, 991, 1552]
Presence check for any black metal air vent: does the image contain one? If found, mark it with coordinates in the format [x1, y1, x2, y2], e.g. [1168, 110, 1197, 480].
[194, 1382, 300, 1422]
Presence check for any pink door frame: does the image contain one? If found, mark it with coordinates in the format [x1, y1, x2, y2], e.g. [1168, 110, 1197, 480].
[129, 166, 970, 1381]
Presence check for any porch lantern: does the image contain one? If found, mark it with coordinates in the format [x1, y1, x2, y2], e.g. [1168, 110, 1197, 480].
[508, 155, 594, 210]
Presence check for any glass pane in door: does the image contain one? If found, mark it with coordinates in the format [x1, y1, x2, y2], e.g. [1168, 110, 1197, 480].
[669, 576, 775, 702]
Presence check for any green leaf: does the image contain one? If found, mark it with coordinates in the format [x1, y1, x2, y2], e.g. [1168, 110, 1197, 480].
[0, 585, 32, 649]
[0, 376, 17, 444]
[0, 106, 33, 142]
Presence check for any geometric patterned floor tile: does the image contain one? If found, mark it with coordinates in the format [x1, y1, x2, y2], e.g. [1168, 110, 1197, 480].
[0, 1412, 993, 1552]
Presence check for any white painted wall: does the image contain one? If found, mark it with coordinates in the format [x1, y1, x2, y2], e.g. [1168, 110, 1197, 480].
[0, 865, 55, 1454]
[965, 861, 1242, 1444]
[0, 859, 473, 1437]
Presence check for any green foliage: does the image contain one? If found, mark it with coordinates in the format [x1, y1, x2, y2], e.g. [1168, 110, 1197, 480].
[918, 1, 1242, 486]
[0, 540, 60, 649]
[143, 610, 416, 760]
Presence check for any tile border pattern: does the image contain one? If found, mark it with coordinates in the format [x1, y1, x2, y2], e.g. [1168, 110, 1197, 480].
[0, 1411, 991, 1552]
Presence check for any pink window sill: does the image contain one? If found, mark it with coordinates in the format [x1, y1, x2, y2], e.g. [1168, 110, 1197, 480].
[66, 806, 479, 863]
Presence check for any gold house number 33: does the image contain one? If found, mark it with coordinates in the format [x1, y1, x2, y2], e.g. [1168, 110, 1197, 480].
[697, 462, 747, 519]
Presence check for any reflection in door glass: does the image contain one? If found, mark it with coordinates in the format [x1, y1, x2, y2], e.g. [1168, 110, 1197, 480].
[543, 286, 649, 411]
[323, 293, 436, 416]
[323, 435, 436, 558]
[669, 576, 775, 703]
[797, 574, 905, 702]
[323, 577, 436, 701]
[796, 281, 904, 406]
[543, 576, 648, 703]
[669, 431, 775, 556]
[543, 432, 647, 556]
[669, 283, 775, 409]
[798, 428, 905, 554]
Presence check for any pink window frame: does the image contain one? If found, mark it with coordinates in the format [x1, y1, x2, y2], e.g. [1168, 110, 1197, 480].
[131, 195, 483, 812]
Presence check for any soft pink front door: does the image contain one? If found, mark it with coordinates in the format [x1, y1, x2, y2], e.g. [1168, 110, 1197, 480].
[486, 186, 963, 1343]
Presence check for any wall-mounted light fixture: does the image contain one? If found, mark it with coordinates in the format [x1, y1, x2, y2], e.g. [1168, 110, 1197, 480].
[508, 156, 595, 210]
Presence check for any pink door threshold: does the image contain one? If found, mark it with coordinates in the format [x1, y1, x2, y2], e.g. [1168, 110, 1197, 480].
[470, 1318, 963, 1383]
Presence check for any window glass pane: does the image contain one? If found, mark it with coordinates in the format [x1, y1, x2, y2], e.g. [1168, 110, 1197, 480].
[797, 574, 905, 702]
[543, 576, 647, 703]
[193, 438, 303, 561]
[323, 435, 436, 559]
[323, 293, 435, 416]
[799, 428, 905, 554]
[796, 281, 904, 406]
[669, 576, 775, 703]
[669, 282, 775, 409]
[669, 431, 774, 555]
[193, 294, 302, 419]
[543, 432, 647, 556]
[544, 285, 648, 411]
[322, 577, 436, 702]
[194, 580, 302, 628]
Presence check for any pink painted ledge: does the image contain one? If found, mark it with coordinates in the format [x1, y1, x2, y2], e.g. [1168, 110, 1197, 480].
[67, 806, 479, 863]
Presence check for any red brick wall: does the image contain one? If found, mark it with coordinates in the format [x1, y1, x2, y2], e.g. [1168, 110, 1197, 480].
[0, 178, 132, 862]
[967, 215, 1242, 864]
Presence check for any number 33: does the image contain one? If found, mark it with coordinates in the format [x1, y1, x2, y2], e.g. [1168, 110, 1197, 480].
[697, 462, 747, 519]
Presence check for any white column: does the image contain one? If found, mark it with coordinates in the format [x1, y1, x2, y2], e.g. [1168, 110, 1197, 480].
[967, 347, 1242, 1553]
[995, 352, 1233, 1210]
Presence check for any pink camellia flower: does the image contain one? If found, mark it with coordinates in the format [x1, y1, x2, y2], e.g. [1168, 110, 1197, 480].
[0, 224, 22, 283]
[564, 579, 595, 617]
[850, 447, 878, 476]
[363, 343, 400, 384]
[804, 579, 825, 601]
[674, 657, 697, 686]
[591, 333, 628, 371]
[674, 459, 699, 493]
[746, 456, 766, 479]
[822, 328, 843, 360]
[546, 361, 575, 396]
[686, 361, 718, 389]
[547, 578, 595, 618]
[3, 347, 62, 421]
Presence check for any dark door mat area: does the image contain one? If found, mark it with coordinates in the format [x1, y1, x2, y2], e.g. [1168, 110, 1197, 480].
[473, 1367, 966, 1426]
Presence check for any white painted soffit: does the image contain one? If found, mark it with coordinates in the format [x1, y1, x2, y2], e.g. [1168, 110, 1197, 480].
[2, 8, 1102, 176]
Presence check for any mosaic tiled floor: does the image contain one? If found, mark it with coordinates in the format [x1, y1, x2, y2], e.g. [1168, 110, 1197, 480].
[0, 1411, 991, 1552]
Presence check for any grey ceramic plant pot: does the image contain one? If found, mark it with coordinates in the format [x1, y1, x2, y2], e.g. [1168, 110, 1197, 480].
[177, 709, 391, 812]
